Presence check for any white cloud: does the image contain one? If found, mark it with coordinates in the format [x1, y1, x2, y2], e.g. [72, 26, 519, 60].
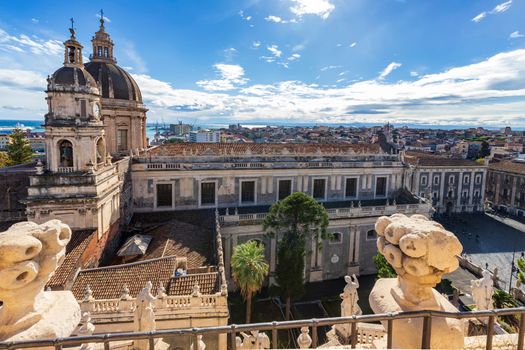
[31, 18, 39, 24]
[267, 45, 282, 58]
[95, 13, 111, 23]
[290, 0, 335, 20]
[252, 41, 261, 49]
[410, 71, 419, 77]
[238, 10, 252, 22]
[0, 69, 46, 90]
[288, 53, 301, 61]
[321, 65, 342, 71]
[196, 64, 248, 91]
[349, 42, 357, 48]
[265, 15, 293, 24]
[123, 50, 525, 127]
[120, 41, 147, 73]
[472, 0, 512, 23]
[378, 62, 402, 80]
[223, 47, 237, 61]
[0, 28, 62, 56]
[472, 13, 487, 23]
[510, 31, 524, 39]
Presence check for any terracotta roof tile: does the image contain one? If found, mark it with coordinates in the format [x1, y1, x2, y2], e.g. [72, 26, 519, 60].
[47, 229, 96, 290]
[489, 160, 525, 175]
[148, 143, 381, 157]
[167, 272, 220, 295]
[404, 151, 481, 167]
[132, 217, 215, 269]
[71, 256, 178, 300]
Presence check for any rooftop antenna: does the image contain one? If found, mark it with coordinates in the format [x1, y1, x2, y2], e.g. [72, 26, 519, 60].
[99, 9, 105, 27]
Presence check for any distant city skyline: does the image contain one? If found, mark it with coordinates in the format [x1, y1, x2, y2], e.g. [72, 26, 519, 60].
[0, 0, 524, 126]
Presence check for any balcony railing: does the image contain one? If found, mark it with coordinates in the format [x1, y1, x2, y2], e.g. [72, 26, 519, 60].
[1, 308, 524, 349]
[221, 203, 429, 224]
[57, 166, 75, 173]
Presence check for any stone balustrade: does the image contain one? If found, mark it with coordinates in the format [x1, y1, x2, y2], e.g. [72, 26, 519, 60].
[80, 293, 228, 316]
[57, 166, 75, 173]
[356, 322, 386, 346]
[220, 203, 430, 225]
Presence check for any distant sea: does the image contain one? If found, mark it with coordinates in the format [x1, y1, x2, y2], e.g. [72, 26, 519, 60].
[0, 119, 517, 137]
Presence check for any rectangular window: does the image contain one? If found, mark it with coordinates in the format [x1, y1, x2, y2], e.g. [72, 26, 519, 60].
[474, 190, 480, 197]
[241, 181, 256, 203]
[156, 184, 172, 207]
[278, 179, 292, 200]
[462, 190, 468, 198]
[421, 175, 427, 186]
[463, 175, 470, 184]
[345, 178, 357, 198]
[475, 175, 482, 184]
[434, 176, 440, 185]
[117, 129, 128, 151]
[80, 100, 87, 117]
[376, 177, 387, 197]
[449, 175, 455, 185]
[313, 179, 326, 200]
[201, 182, 216, 206]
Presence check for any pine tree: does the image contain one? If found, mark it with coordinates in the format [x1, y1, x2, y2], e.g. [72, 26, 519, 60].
[263, 192, 329, 320]
[6, 128, 33, 165]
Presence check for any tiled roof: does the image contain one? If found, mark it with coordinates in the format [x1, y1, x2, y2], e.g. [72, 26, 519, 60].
[167, 272, 220, 295]
[489, 160, 525, 175]
[148, 143, 381, 157]
[47, 229, 96, 290]
[71, 256, 178, 300]
[131, 211, 215, 269]
[404, 152, 481, 167]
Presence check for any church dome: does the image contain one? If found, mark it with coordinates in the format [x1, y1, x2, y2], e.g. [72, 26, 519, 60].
[84, 61, 142, 102]
[51, 66, 97, 87]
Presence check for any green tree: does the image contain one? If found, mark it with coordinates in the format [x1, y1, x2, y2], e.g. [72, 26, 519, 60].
[373, 252, 396, 278]
[517, 257, 525, 285]
[492, 290, 519, 330]
[0, 152, 8, 168]
[231, 240, 269, 323]
[6, 128, 32, 165]
[263, 192, 329, 320]
[477, 141, 490, 159]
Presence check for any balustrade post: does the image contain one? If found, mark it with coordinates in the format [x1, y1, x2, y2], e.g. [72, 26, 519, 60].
[386, 319, 393, 349]
[486, 315, 495, 350]
[518, 313, 525, 350]
[230, 325, 237, 350]
[311, 319, 318, 348]
[421, 316, 432, 349]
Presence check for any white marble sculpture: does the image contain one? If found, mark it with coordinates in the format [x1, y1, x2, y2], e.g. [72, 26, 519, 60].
[0, 220, 80, 341]
[237, 330, 271, 349]
[341, 274, 362, 317]
[471, 270, 494, 311]
[370, 214, 465, 349]
[297, 327, 312, 349]
[190, 334, 206, 350]
[133, 281, 157, 350]
[78, 312, 96, 350]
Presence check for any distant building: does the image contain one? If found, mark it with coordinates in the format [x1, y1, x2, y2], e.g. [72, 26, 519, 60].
[0, 134, 8, 150]
[189, 130, 221, 143]
[487, 160, 525, 216]
[170, 122, 192, 136]
[28, 133, 45, 152]
[403, 151, 487, 214]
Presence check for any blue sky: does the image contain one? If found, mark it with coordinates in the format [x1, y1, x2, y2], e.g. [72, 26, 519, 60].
[0, 0, 524, 127]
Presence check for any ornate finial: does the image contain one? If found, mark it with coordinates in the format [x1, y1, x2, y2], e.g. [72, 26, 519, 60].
[69, 18, 75, 38]
[99, 9, 105, 28]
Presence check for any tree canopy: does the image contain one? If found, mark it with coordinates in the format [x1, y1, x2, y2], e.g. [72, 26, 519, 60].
[6, 128, 33, 165]
[263, 192, 329, 320]
[231, 240, 269, 323]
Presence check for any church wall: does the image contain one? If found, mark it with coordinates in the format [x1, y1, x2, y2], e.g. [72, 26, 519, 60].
[131, 167, 405, 212]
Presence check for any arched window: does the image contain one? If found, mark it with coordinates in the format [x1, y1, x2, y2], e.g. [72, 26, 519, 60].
[58, 140, 73, 167]
[96, 138, 106, 164]
[330, 232, 343, 244]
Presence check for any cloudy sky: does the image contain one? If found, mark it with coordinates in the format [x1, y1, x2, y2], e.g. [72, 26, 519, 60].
[0, 0, 524, 127]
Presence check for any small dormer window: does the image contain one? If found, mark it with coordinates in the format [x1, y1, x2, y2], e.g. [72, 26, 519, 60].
[104, 47, 109, 57]
[98, 46, 103, 57]
[68, 46, 76, 63]
[80, 100, 87, 117]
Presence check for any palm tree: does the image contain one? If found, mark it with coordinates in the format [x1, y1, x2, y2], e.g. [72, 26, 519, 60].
[492, 290, 519, 330]
[231, 240, 269, 323]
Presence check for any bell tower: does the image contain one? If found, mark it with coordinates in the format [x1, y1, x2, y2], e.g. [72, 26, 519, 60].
[44, 20, 107, 173]
[27, 22, 123, 245]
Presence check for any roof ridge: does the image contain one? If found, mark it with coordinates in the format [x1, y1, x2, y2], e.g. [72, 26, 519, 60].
[79, 255, 177, 273]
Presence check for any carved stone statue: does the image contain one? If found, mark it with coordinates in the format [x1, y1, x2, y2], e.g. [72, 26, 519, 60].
[369, 214, 465, 349]
[341, 274, 362, 316]
[237, 330, 270, 349]
[78, 312, 96, 350]
[0, 220, 80, 342]
[190, 334, 206, 350]
[471, 270, 494, 311]
[297, 327, 312, 349]
[133, 281, 156, 350]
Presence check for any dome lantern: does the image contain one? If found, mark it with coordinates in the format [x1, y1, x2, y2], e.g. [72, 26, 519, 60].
[90, 9, 116, 63]
[63, 18, 83, 66]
